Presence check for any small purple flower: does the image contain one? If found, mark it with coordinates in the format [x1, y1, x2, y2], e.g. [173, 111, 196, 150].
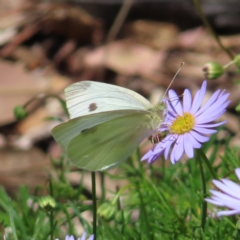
[56, 233, 94, 240]
[142, 81, 230, 164]
[205, 168, 240, 217]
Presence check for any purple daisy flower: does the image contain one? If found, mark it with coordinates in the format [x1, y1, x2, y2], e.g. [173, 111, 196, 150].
[142, 80, 230, 164]
[205, 168, 240, 217]
[56, 233, 94, 240]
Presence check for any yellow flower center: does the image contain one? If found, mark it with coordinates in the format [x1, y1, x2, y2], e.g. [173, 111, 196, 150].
[170, 113, 195, 134]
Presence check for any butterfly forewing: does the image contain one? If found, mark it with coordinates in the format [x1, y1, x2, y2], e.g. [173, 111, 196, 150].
[65, 81, 152, 119]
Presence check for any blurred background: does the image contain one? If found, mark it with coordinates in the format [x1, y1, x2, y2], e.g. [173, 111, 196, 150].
[0, 0, 240, 196]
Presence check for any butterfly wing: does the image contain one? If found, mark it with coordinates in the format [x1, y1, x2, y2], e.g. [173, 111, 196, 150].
[52, 110, 155, 171]
[65, 81, 152, 119]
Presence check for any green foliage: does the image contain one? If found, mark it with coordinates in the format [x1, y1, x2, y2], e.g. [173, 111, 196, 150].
[1, 127, 240, 240]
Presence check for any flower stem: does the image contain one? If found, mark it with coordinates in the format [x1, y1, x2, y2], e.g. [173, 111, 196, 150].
[198, 149, 218, 180]
[223, 60, 236, 69]
[136, 181, 153, 240]
[100, 172, 105, 202]
[91, 172, 97, 240]
[50, 210, 54, 240]
[196, 150, 207, 230]
[116, 186, 125, 234]
[192, 0, 234, 60]
[49, 179, 54, 240]
[23, 94, 68, 117]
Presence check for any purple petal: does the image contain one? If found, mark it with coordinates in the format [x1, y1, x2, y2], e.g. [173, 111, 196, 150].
[187, 132, 202, 148]
[183, 89, 192, 112]
[148, 151, 163, 164]
[170, 142, 178, 164]
[236, 168, 240, 180]
[193, 127, 217, 135]
[196, 90, 230, 119]
[216, 179, 240, 199]
[88, 236, 94, 240]
[218, 89, 226, 97]
[164, 140, 172, 159]
[141, 149, 154, 161]
[206, 168, 240, 217]
[159, 125, 169, 131]
[80, 232, 87, 240]
[195, 89, 221, 117]
[194, 122, 226, 128]
[174, 135, 184, 161]
[197, 99, 229, 119]
[66, 237, 75, 240]
[217, 210, 240, 217]
[183, 134, 194, 158]
[190, 131, 209, 143]
[196, 110, 226, 124]
[190, 81, 207, 114]
[168, 135, 184, 164]
[196, 94, 230, 123]
[168, 90, 183, 115]
[205, 198, 225, 207]
[166, 103, 178, 118]
[217, 92, 230, 104]
[209, 191, 240, 210]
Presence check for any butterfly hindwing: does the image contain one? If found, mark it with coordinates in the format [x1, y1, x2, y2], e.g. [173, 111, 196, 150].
[52, 110, 154, 171]
[52, 110, 133, 152]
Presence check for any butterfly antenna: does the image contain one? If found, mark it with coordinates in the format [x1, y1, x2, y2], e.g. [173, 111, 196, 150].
[161, 62, 184, 100]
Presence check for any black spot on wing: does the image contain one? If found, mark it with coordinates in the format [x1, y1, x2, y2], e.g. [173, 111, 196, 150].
[89, 103, 98, 112]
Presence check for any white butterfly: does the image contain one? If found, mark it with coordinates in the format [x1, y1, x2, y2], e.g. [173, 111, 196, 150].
[52, 81, 166, 171]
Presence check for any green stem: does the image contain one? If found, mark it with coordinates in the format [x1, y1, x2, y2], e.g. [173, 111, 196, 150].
[50, 211, 54, 240]
[136, 182, 153, 240]
[49, 178, 53, 197]
[198, 149, 218, 180]
[100, 172, 105, 202]
[192, 0, 234, 60]
[116, 186, 125, 234]
[49, 179, 54, 240]
[8, 199, 18, 240]
[196, 150, 207, 230]
[91, 172, 97, 240]
[223, 60, 235, 69]
[23, 94, 68, 116]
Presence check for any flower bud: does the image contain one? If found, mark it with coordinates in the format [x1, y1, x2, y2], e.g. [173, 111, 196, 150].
[39, 195, 56, 212]
[202, 62, 224, 80]
[236, 103, 240, 112]
[97, 202, 116, 221]
[14, 105, 28, 120]
[115, 210, 131, 224]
